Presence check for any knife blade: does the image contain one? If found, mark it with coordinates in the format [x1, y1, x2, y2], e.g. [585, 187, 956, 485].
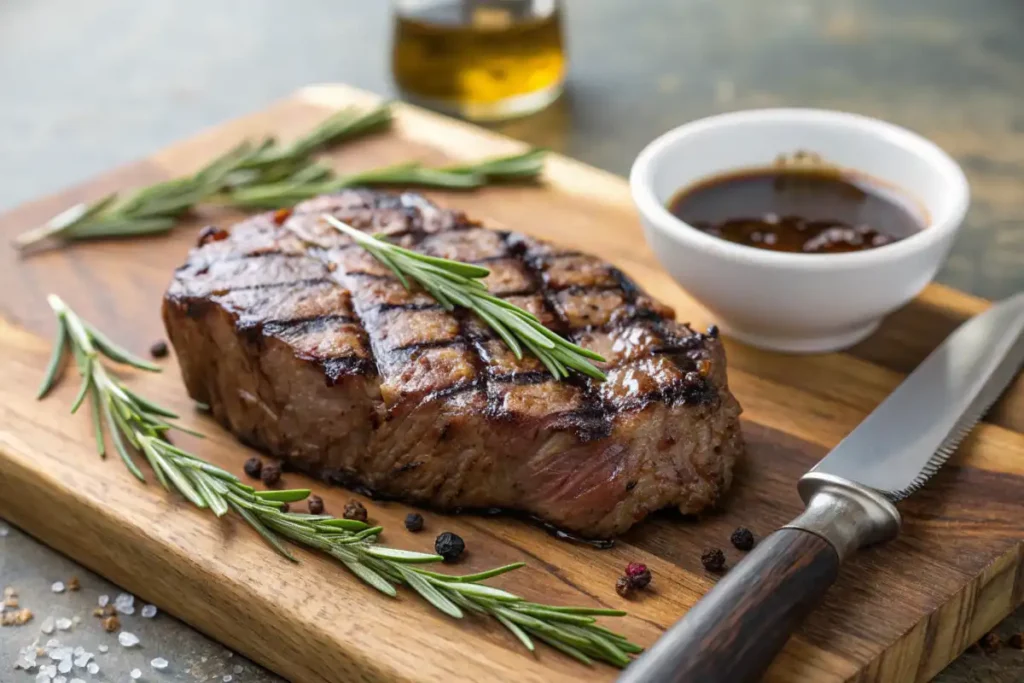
[619, 292, 1024, 683]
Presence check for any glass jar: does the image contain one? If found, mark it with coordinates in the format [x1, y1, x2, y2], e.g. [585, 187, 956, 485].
[390, 0, 566, 122]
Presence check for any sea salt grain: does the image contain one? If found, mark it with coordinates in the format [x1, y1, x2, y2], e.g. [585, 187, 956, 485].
[46, 639, 60, 649]
[41, 617, 55, 634]
[55, 618, 72, 631]
[150, 657, 168, 670]
[86, 662, 100, 675]
[35, 673, 51, 683]
[70, 679, 86, 683]
[73, 647, 85, 657]
[223, 676, 233, 682]
[233, 665, 243, 674]
[97, 595, 109, 608]
[130, 668, 142, 679]
[58, 658, 72, 673]
[73, 654, 91, 667]
[54, 677, 67, 683]
[141, 604, 158, 618]
[50, 582, 65, 594]
[97, 645, 108, 653]
[118, 631, 140, 648]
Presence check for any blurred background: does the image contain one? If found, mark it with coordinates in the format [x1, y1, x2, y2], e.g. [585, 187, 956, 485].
[2, 0, 1024, 299]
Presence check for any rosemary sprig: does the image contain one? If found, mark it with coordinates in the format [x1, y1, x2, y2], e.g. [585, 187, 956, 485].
[13, 104, 394, 250]
[223, 149, 547, 210]
[37, 296, 637, 667]
[323, 216, 607, 381]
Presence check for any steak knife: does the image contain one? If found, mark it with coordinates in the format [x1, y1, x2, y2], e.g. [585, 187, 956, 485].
[619, 291, 1024, 683]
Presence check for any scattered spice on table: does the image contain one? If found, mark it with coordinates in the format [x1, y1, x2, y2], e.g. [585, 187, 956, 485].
[624, 562, 652, 589]
[979, 631, 1002, 654]
[243, 457, 263, 479]
[404, 512, 424, 532]
[67, 576, 81, 591]
[0, 608, 33, 626]
[149, 340, 169, 358]
[701, 547, 727, 573]
[260, 461, 282, 486]
[435, 532, 465, 562]
[102, 615, 120, 632]
[615, 576, 634, 599]
[307, 494, 324, 515]
[343, 500, 368, 522]
[730, 527, 755, 551]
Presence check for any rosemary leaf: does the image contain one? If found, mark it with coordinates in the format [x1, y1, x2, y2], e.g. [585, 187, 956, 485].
[362, 546, 444, 564]
[397, 565, 463, 619]
[253, 489, 313, 503]
[37, 318, 68, 399]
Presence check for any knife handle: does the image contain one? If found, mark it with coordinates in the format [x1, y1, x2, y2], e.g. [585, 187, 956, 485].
[618, 474, 900, 683]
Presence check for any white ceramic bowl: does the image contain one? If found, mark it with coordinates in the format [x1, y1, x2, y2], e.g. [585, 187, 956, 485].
[630, 109, 970, 353]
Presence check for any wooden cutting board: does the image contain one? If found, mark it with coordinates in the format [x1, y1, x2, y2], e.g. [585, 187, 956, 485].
[1, 84, 1022, 683]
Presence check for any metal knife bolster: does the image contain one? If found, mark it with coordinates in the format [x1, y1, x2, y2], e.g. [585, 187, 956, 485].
[787, 473, 901, 562]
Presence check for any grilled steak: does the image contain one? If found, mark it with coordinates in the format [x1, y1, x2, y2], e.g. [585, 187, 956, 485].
[163, 190, 743, 538]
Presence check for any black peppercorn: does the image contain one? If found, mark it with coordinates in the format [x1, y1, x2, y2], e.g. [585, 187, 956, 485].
[434, 531, 465, 562]
[1008, 632, 1023, 650]
[149, 340, 169, 358]
[979, 631, 1001, 654]
[243, 457, 263, 479]
[343, 500, 368, 522]
[307, 494, 324, 515]
[404, 513, 424, 532]
[615, 576, 634, 598]
[706, 324, 719, 338]
[700, 547, 726, 573]
[730, 527, 755, 551]
[683, 371, 703, 389]
[261, 461, 282, 486]
[279, 502, 290, 513]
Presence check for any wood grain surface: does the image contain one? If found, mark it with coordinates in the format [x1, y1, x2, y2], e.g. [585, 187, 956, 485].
[0, 84, 1022, 683]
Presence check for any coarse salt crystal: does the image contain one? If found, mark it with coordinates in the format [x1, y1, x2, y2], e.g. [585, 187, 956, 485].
[42, 664, 58, 676]
[70, 679, 86, 683]
[114, 593, 134, 608]
[54, 677, 66, 683]
[72, 647, 84, 657]
[35, 672, 51, 683]
[57, 659, 72, 673]
[49, 647, 71, 661]
[97, 645, 108, 653]
[73, 654, 90, 668]
[41, 617, 55, 634]
[97, 595, 109, 608]
[15, 657, 36, 671]
[140, 604, 158, 618]
[50, 582, 65, 594]
[150, 657, 168, 670]
[55, 618, 72, 631]
[130, 668, 142, 679]
[233, 665, 243, 674]
[86, 662, 100, 675]
[223, 676, 232, 682]
[118, 631, 140, 648]
[45, 639, 59, 649]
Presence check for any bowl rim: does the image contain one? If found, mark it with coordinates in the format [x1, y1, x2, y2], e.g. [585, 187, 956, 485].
[629, 108, 970, 270]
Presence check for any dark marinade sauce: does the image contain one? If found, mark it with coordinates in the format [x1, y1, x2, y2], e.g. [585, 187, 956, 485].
[669, 165, 926, 254]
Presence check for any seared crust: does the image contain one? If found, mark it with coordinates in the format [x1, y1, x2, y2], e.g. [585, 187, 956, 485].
[163, 190, 743, 537]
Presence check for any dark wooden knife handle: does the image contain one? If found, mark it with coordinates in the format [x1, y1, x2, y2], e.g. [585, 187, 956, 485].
[618, 528, 840, 683]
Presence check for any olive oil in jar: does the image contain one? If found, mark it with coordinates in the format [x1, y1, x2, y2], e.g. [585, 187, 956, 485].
[391, 0, 566, 121]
